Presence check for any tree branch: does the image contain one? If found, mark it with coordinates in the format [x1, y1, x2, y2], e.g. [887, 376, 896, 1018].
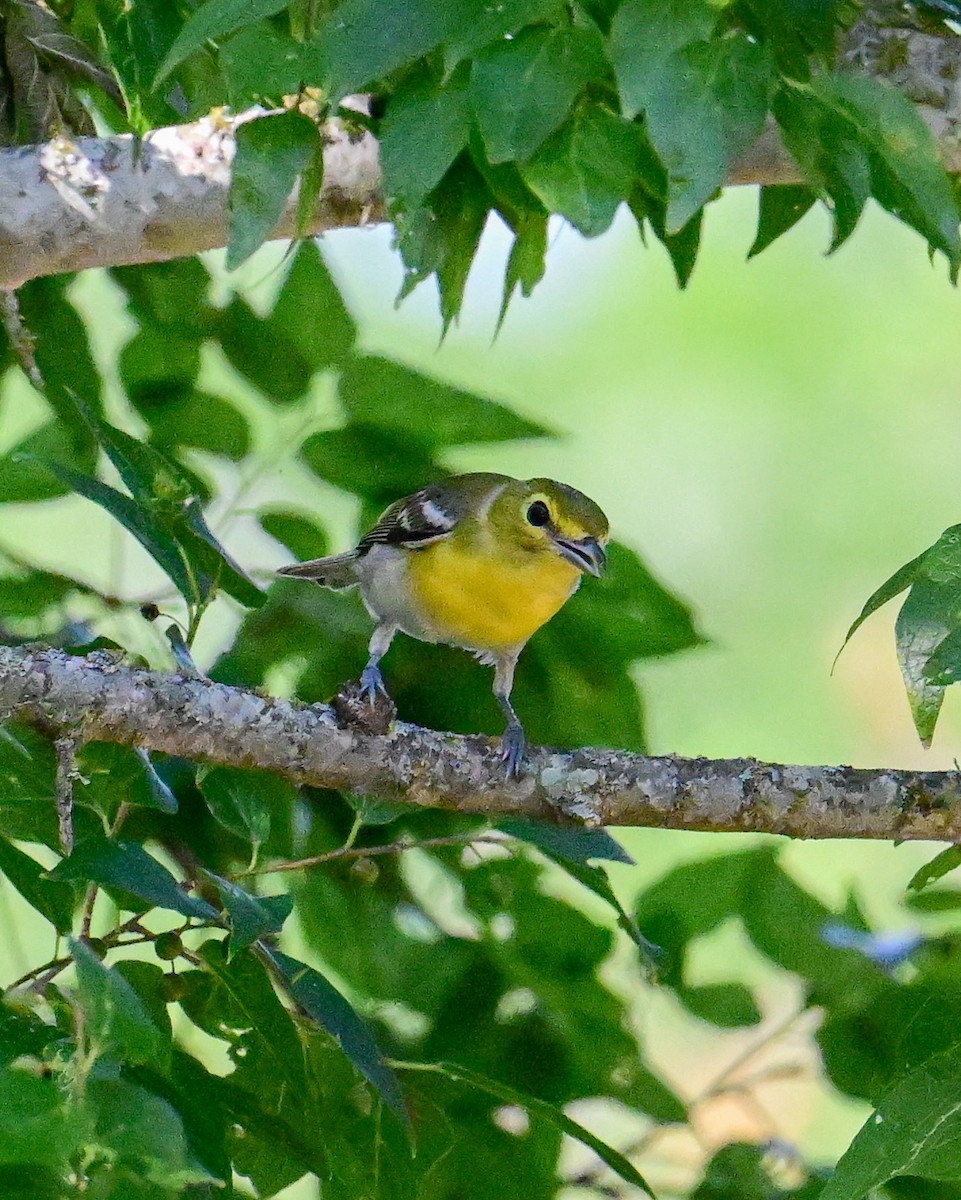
[2, 644, 961, 840]
[1, 16, 960, 286]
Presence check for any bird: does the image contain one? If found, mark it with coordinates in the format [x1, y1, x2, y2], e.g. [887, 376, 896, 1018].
[277, 472, 609, 776]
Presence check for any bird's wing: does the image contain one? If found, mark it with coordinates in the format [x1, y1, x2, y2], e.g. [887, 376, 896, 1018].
[358, 483, 464, 553]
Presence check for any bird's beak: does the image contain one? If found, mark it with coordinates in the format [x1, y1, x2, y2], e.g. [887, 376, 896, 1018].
[552, 534, 606, 577]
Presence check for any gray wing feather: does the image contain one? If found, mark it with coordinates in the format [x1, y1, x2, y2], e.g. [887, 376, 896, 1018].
[357, 484, 463, 553]
[276, 552, 359, 589]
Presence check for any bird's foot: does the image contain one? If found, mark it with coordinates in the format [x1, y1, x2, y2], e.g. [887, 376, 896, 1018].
[500, 722, 527, 780]
[359, 662, 389, 702]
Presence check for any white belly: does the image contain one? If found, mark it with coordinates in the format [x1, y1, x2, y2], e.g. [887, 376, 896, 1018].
[354, 545, 437, 641]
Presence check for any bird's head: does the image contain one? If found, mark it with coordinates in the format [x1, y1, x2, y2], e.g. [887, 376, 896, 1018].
[491, 477, 609, 576]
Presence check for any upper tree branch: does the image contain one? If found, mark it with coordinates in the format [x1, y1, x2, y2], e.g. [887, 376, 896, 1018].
[2, 644, 961, 841]
[1, 17, 960, 286]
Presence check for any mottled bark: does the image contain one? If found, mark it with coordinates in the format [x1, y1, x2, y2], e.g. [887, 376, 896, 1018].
[2, 644, 960, 840]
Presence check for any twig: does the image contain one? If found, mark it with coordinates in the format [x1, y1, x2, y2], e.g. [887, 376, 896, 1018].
[241, 833, 505, 877]
[53, 734, 82, 855]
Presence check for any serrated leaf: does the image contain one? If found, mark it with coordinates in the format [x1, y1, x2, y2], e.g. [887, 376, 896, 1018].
[821, 1041, 961, 1200]
[50, 836, 216, 921]
[523, 103, 646, 237]
[498, 212, 548, 328]
[749, 184, 817, 257]
[908, 846, 961, 893]
[642, 35, 774, 232]
[470, 26, 607, 164]
[155, 0, 290, 84]
[227, 111, 319, 270]
[0, 835, 75, 933]
[265, 948, 408, 1125]
[203, 871, 293, 958]
[70, 938, 169, 1068]
[414, 1061, 654, 1195]
[837, 549, 928, 660]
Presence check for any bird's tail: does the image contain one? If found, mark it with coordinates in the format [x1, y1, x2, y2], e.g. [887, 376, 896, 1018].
[277, 552, 359, 589]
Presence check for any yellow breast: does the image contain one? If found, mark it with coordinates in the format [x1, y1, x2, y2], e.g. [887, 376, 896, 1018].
[408, 538, 580, 652]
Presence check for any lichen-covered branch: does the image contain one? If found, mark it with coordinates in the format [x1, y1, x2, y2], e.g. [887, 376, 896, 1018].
[0, 107, 384, 288]
[2, 644, 961, 840]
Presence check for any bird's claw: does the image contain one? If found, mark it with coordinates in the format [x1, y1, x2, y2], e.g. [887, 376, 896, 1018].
[359, 663, 389, 702]
[500, 722, 527, 780]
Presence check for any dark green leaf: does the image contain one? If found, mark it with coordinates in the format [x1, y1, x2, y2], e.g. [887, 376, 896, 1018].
[70, 938, 170, 1067]
[822, 1042, 961, 1200]
[0, 420, 97, 504]
[905, 888, 961, 913]
[896, 580, 953, 746]
[444, 0, 565, 66]
[270, 241, 356, 371]
[203, 871, 293, 958]
[499, 819, 632, 866]
[227, 111, 319, 269]
[681, 982, 762, 1027]
[260, 510, 329, 561]
[609, 0, 716, 119]
[266, 947, 408, 1124]
[216, 296, 317, 403]
[0, 835, 74, 933]
[523, 103, 647, 237]
[380, 77, 471, 210]
[300, 423, 443, 504]
[0, 1068, 90, 1171]
[415, 1061, 654, 1195]
[749, 184, 818, 257]
[642, 35, 774, 232]
[313, 0, 450, 97]
[181, 498, 264, 608]
[50, 836, 216, 920]
[838, 549, 927, 658]
[155, 0, 291, 83]
[498, 213, 548, 328]
[338, 355, 546, 449]
[470, 26, 608, 164]
[197, 765, 289, 853]
[908, 846, 961, 892]
[37, 461, 198, 607]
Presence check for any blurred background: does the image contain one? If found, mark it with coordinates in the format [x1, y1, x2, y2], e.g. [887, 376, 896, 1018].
[3, 184, 960, 1194]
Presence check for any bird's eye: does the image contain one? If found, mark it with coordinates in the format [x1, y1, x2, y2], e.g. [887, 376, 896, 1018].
[527, 500, 550, 527]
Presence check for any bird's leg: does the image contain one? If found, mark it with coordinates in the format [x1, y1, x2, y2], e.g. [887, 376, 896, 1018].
[360, 623, 395, 700]
[492, 654, 525, 778]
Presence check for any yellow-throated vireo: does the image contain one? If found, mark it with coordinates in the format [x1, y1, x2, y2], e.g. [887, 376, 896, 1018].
[278, 472, 608, 776]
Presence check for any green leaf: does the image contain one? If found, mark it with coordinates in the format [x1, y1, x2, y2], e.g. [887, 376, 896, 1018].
[270, 241, 356, 372]
[0, 420, 97, 504]
[227, 111, 319, 270]
[609, 0, 716, 119]
[313, 0, 450, 97]
[380, 77, 471, 210]
[37, 461, 198, 607]
[410, 1061, 654, 1195]
[681, 982, 762, 1027]
[909, 847, 961, 892]
[818, 74, 961, 268]
[266, 947, 409, 1125]
[300, 423, 441, 504]
[216, 296, 317, 403]
[260, 510, 329, 561]
[89, 1078, 219, 1188]
[498, 213, 548, 328]
[523, 103, 647, 237]
[197, 765, 288, 854]
[71, 938, 170, 1067]
[338, 355, 546, 449]
[642, 34, 774, 232]
[749, 184, 817, 257]
[181, 497, 264, 608]
[50, 836, 216, 921]
[822, 1042, 961, 1200]
[0, 1067, 91, 1172]
[470, 26, 607, 164]
[499, 819, 632, 866]
[838, 549, 928, 658]
[0, 836, 74, 933]
[155, 0, 291, 84]
[203, 872, 293, 958]
[895, 579, 953, 746]
[444, 0, 565, 66]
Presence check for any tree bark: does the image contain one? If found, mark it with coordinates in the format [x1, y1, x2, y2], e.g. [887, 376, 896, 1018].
[0, 18, 960, 286]
[2, 644, 960, 840]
